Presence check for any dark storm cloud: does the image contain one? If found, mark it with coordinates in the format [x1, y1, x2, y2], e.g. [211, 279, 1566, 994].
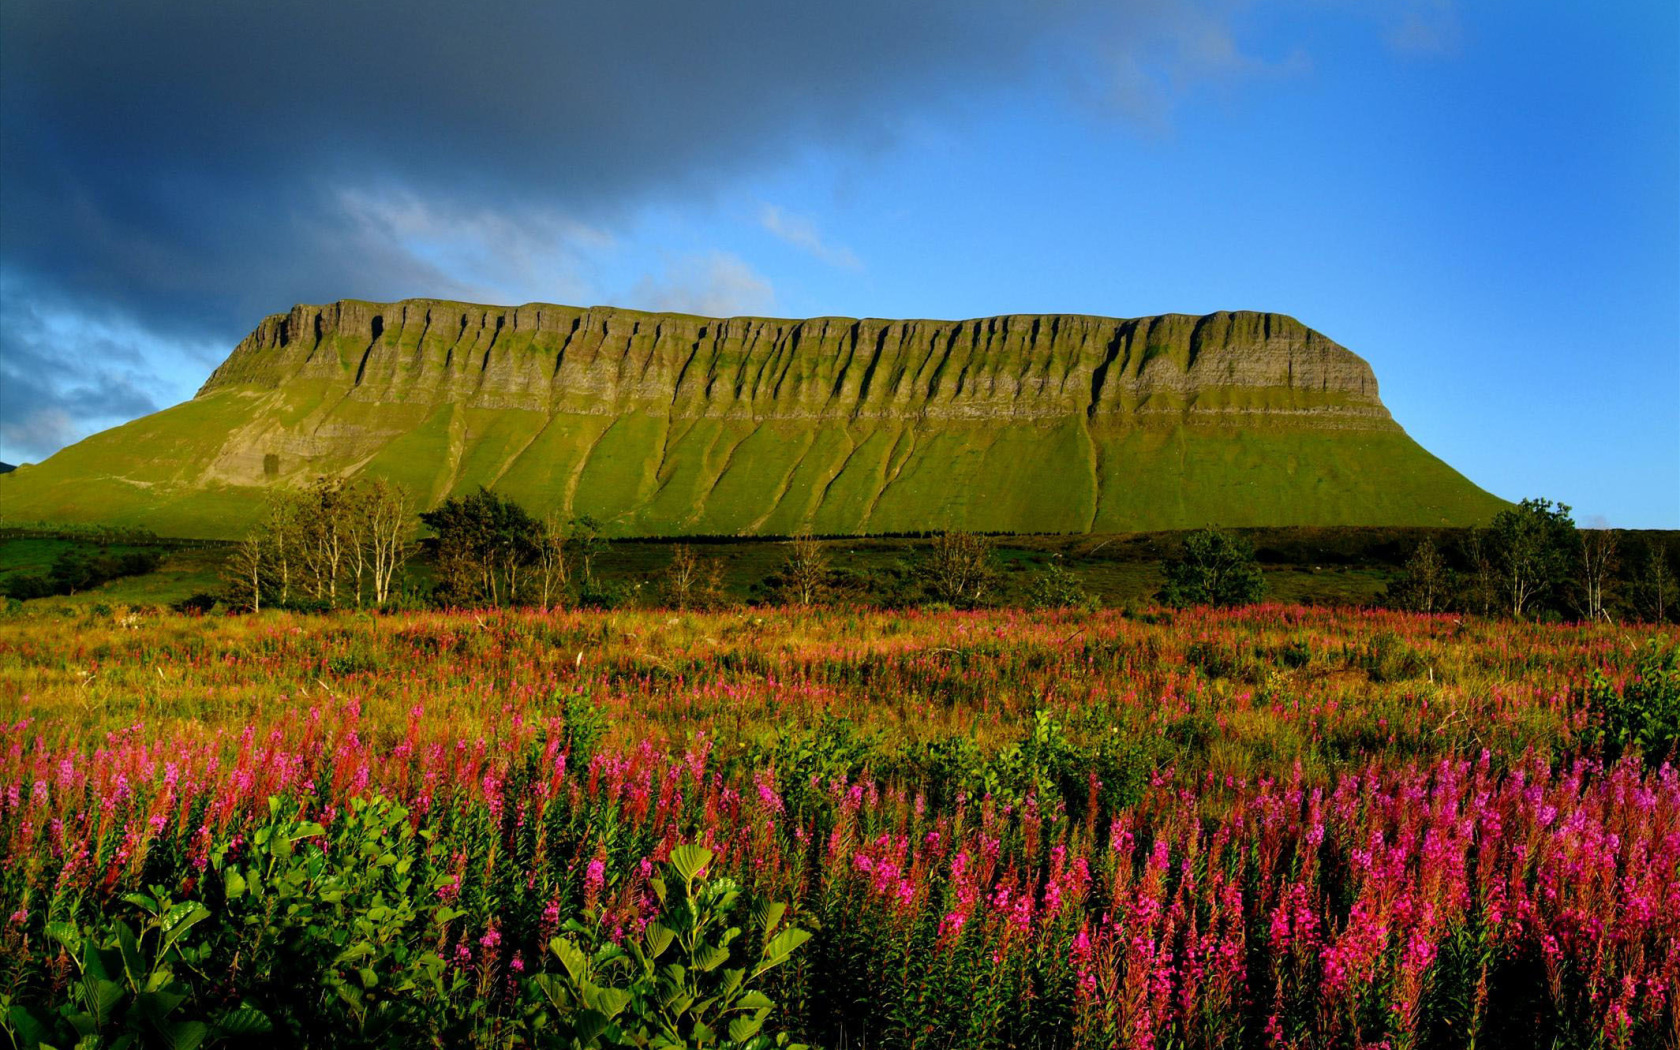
[0, 0, 1048, 342]
[0, 0, 1452, 458]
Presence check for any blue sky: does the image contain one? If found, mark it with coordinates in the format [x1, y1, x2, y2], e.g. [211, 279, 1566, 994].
[2, 0, 1676, 525]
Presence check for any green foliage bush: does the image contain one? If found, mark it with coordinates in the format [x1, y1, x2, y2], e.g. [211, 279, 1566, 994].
[1590, 640, 1680, 764]
[1025, 564, 1095, 611]
[7, 889, 268, 1049]
[525, 846, 809, 1049]
[1158, 528, 1265, 608]
[216, 798, 435, 1042]
[1360, 631, 1428, 684]
[562, 689, 612, 767]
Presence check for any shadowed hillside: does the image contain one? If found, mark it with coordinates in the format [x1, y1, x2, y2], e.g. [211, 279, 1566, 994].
[0, 299, 1506, 538]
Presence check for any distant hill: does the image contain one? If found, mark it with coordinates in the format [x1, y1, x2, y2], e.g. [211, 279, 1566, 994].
[0, 463, 14, 474]
[0, 299, 1507, 539]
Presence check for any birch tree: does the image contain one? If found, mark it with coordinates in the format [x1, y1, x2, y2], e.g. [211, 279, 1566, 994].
[1576, 527, 1618, 623]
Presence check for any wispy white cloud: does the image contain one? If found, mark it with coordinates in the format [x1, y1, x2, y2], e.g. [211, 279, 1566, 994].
[0, 409, 77, 465]
[758, 204, 863, 270]
[1380, 0, 1462, 56]
[628, 252, 776, 317]
[1059, 2, 1310, 127]
[0, 277, 219, 464]
[1060, 0, 1457, 126]
[333, 187, 614, 307]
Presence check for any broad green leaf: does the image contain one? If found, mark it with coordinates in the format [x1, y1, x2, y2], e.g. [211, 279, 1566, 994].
[692, 944, 730, 972]
[755, 928, 811, 974]
[67, 1006, 100, 1036]
[85, 977, 124, 1021]
[7, 1003, 52, 1046]
[114, 924, 145, 985]
[223, 869, 247, 900]
[667, 845, 713, 885]
[717, 968, 743, 998]
[583, 984, 632, 1019]
[574, 1009, 610, 1043]
[644, 922, 675, 960]
[551, 937, 589, 986]
[133, 988, 187, 1020]
[728, 1014, 765, 1042]
[213, 1006, 272, 1035]
[161, 903, 209, 949]
[81, 943, 116, 983]
[735, 990, 773, 1010]
[530, 973, 569, 1010]
[752, 901, 786, 939]
[45, 921, 81, 954]
[164, 1019, 209, 1050]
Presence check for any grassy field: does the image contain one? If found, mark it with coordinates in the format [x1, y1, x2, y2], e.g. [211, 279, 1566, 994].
[0, 603, 1674, 1047]
[0, 538, 226, 609]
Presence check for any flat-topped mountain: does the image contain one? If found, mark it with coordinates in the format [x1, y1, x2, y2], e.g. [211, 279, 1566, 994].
[0, 299, 1505, 537]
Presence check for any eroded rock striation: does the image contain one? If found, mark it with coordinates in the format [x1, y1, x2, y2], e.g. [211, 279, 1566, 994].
[204, 301, 1391, 426]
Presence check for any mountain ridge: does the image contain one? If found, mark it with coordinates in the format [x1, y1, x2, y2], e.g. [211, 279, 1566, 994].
[199, 300, 1393, 427]
[0, 299, 1506, 538]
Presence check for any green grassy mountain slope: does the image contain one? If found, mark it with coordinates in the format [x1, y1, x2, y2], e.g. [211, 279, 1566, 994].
[0, 299, 1507, 538]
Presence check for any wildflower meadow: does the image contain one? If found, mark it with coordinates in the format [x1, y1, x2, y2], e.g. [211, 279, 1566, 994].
[0, 604, 1675, 1048]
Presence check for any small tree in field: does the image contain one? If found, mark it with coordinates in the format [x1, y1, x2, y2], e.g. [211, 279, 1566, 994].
[222, 532, 270, 612]
[359, 477, 413, 607]
[1027, 560, 1093, 611]
[1639, 546, 1675, 624]
[1389, 537, 1449, 614]
[778, 533, 829, 606]
[1575, 526, 1618, 623]
[223, 479, 414, 611]
[534, 511, 570, 610]
[1487, 498, 1576, 618]
[569, 515, 606, 588]
[1458, 529, 1499, 618]
[662, 544, 725, 610]
[1159, 527, 1264, 608]
[420, 487, 543, 607]
[919, 531, 998, 607]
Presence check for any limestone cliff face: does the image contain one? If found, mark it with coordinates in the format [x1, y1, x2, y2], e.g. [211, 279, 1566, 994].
[200, 300, 1393, 428]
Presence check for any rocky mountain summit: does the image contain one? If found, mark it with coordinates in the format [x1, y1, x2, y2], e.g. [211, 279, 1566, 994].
[204, 300, 1391, 426]
[0, 299, 1503, 537]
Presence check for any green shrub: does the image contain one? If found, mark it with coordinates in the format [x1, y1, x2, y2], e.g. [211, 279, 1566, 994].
[214, 795, 459, 1044]
[7, 889, 269, 1049]
[1158, 528, 1265, 608]
[1360, 631, 1428, 683]
[1590, 640, 1680, 764]
[1026, 564, 1095, 611]
[563, 688, 612, 767]
[525, 845, 808, 1049]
